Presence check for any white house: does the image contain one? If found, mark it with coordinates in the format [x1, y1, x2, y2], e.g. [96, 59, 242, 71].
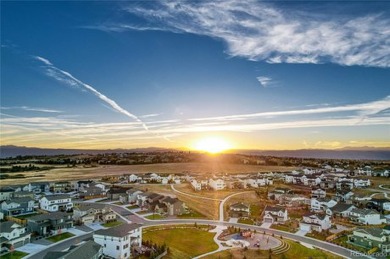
[209, 178, 226, 191]
[93, 223, 142, 259]
[39, 194, 73, 212]
[311, 188, 326, 199]
[354, 179, 371, 188]
[262, 205, 288, 224]
[310, 198, 337, 212]
[0, 221, 31, 252]
[349, 208, 386, 225]
[191, 180, 202, 191]
[246, 178, 273, 187]
[128, 174, 140, 183]
[300, 213, 332, 233]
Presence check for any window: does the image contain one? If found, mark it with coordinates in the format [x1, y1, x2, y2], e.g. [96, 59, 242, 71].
[124, 253, 127, 257]
[116, 245, 119, 250]
[104, 244, 106, 247]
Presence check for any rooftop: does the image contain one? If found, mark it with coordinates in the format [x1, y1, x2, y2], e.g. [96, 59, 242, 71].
[94, 223, 142, 237]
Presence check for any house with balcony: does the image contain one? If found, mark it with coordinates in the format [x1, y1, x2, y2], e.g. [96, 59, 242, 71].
[348, 228, 390, 252]
[39, 194, 73, 212]
[299, 213, 332, 233]
[93, 223, 142, 259]
[27, 212, 73, 236]
[0, 222, 31, 253]
[262, 205, 288, 224]
[0, 197, 35, 216]
[349, 208, 386, 225]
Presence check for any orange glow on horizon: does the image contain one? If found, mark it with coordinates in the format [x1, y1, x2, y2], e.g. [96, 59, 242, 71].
[191, 136, 232, 154]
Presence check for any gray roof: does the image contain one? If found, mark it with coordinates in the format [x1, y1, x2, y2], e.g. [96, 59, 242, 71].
[331, 203, 355, 213]
[75, 203, 108, 211]
[44, 194, 71, 201]
[94, 223, 141, 237]
[28, 212, 71, 222]
[351, 208, 378, 216]
[43, 240, 102, 259]
[355, 228, 385, 238]
[3, 197, 34, 204]
[0, 221, 21, 233]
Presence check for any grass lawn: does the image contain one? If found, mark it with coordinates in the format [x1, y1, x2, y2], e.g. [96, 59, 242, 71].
[177, 209, 206, 219]
[137, 210, 152, 215]
[1, 251, 29, 259]
[237, 218, 254, 225]
[145, 214, 164, 220]
[270, 224, 297, 233]
[126, 205, 139, 210]
[102, 221, 124, 228]
[143, 226, 218, 259]
[46, 232, 75, 243]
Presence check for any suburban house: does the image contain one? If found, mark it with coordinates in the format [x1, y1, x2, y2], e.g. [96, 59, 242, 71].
[278, 194, 310, 206]
[79, 185, 106, 200]
[329, 203, 356, 217]
[107, 187, 131, 200]
[0, 187, 14, 201]
[311, 188, 326, 199]
[334, 190, 354, 202]
[262, 205, 288, 224]
[119, 189, 143, 204]
[310, 198, 337, 213]
[27, 212, 73, 236]
[229, 203, 250, 218]
[30, 182, 50, 194]
[0, 197, 35, 216]
[51, 181, 72, 193]
[354, 179, 371, 188]
[336, 180, 354, 190]
[349, 208, 386, 225]
[93, 223, 142, 259]
[43, 240, 103, 259]
[245, 177, 273, 187]
[128, 174, 141, 183]
[39, 194, 73, 212]
[209, 178, 226, 191]
[0, 221, 31, 252]
[319, 181, 336, 190]
[160, 196, 186, 216]
[348, 228, 390, 252]
[73, 203, 116, 225]
[369, 198, 390, 212]
[268, 188, 293, 200]
[299, 213, 332, 233]
[190, 179, 202, 191]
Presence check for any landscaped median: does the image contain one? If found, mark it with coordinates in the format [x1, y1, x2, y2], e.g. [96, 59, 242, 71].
[142, 224, 219, 258]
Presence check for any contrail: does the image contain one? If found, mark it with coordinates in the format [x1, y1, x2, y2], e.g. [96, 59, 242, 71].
[34, 56, 149, 131]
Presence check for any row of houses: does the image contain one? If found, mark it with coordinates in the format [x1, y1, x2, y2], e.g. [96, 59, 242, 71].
[190, 176, 273, 191]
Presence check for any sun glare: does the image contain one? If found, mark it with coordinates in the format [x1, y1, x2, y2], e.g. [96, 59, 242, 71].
[193, 136, 231, 154]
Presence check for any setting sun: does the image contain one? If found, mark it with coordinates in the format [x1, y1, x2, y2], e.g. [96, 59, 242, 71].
[192, 136, 232, 154]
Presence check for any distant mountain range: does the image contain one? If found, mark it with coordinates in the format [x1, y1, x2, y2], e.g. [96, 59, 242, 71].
[1, 145, 389, 160]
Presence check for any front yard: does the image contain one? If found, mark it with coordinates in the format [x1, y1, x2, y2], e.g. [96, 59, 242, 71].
[102, 220, 124, 228]
[270, 221, 298, 233]
[145, 214, 164, 220]
[46, 232, 75, 243]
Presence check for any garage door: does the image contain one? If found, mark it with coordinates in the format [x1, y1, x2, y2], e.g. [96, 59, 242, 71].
[299, 223, 311, 231]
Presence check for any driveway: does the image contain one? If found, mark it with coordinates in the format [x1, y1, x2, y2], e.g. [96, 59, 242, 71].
[295, 229, 309, 236]
[229, 218, 238, 223]
[259, 222, 272, 229]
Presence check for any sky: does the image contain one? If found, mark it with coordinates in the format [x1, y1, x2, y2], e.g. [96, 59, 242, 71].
[1, 0, 389, 151]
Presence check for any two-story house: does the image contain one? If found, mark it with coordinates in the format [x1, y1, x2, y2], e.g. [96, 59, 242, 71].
[311, 188, 326, 199]
[262, 205, 288, 224]
[93, 223, 142, 259]
[310, 198, 337, 213]
[43, 240, 103, 259]
[329, 202, 356, 217]
[349, 208, 386, 225]
[229, 203, 250, 218]
[299, 213, 332, 233]
[209, 178, 226, 191]
[348, 228, 390, 252]
[27, 212, 73, 236]
[39, 194, 73, 212]
[0, 222, 31, 252]
[1, 197, 35, 216]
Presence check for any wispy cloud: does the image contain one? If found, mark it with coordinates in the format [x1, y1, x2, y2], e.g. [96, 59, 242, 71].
[139, 113, 161, 119]
[256, 76, 273, 88]
[1, 106, 62, 113]
[104, 0, 390, 67]
[34, 56, 149, 131]
[189, 96, 390, 122]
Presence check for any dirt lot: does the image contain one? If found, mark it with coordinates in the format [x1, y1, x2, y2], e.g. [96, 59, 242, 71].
[0, 162, 296, 186]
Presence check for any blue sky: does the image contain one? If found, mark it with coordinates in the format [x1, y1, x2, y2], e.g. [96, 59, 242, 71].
[1, 0, 389, 150]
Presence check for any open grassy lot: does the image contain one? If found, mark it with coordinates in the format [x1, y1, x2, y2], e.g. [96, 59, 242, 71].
[0, 162, 296, 185]
[177, 209, 206, 219]
[145, 214, 164, 220]
[46, 232, 75, 243]
[203, 240, 342, 259]
[102, 220, 123, 228]
[143, 226, 218, 259]
[174, 184, 241, 200]
[0, 251, 29, 259]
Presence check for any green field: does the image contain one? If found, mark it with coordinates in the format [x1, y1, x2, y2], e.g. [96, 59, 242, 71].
[145, 214, 164, 220]
[102, 221, 123, 228]
[143, 226, 218, 258]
